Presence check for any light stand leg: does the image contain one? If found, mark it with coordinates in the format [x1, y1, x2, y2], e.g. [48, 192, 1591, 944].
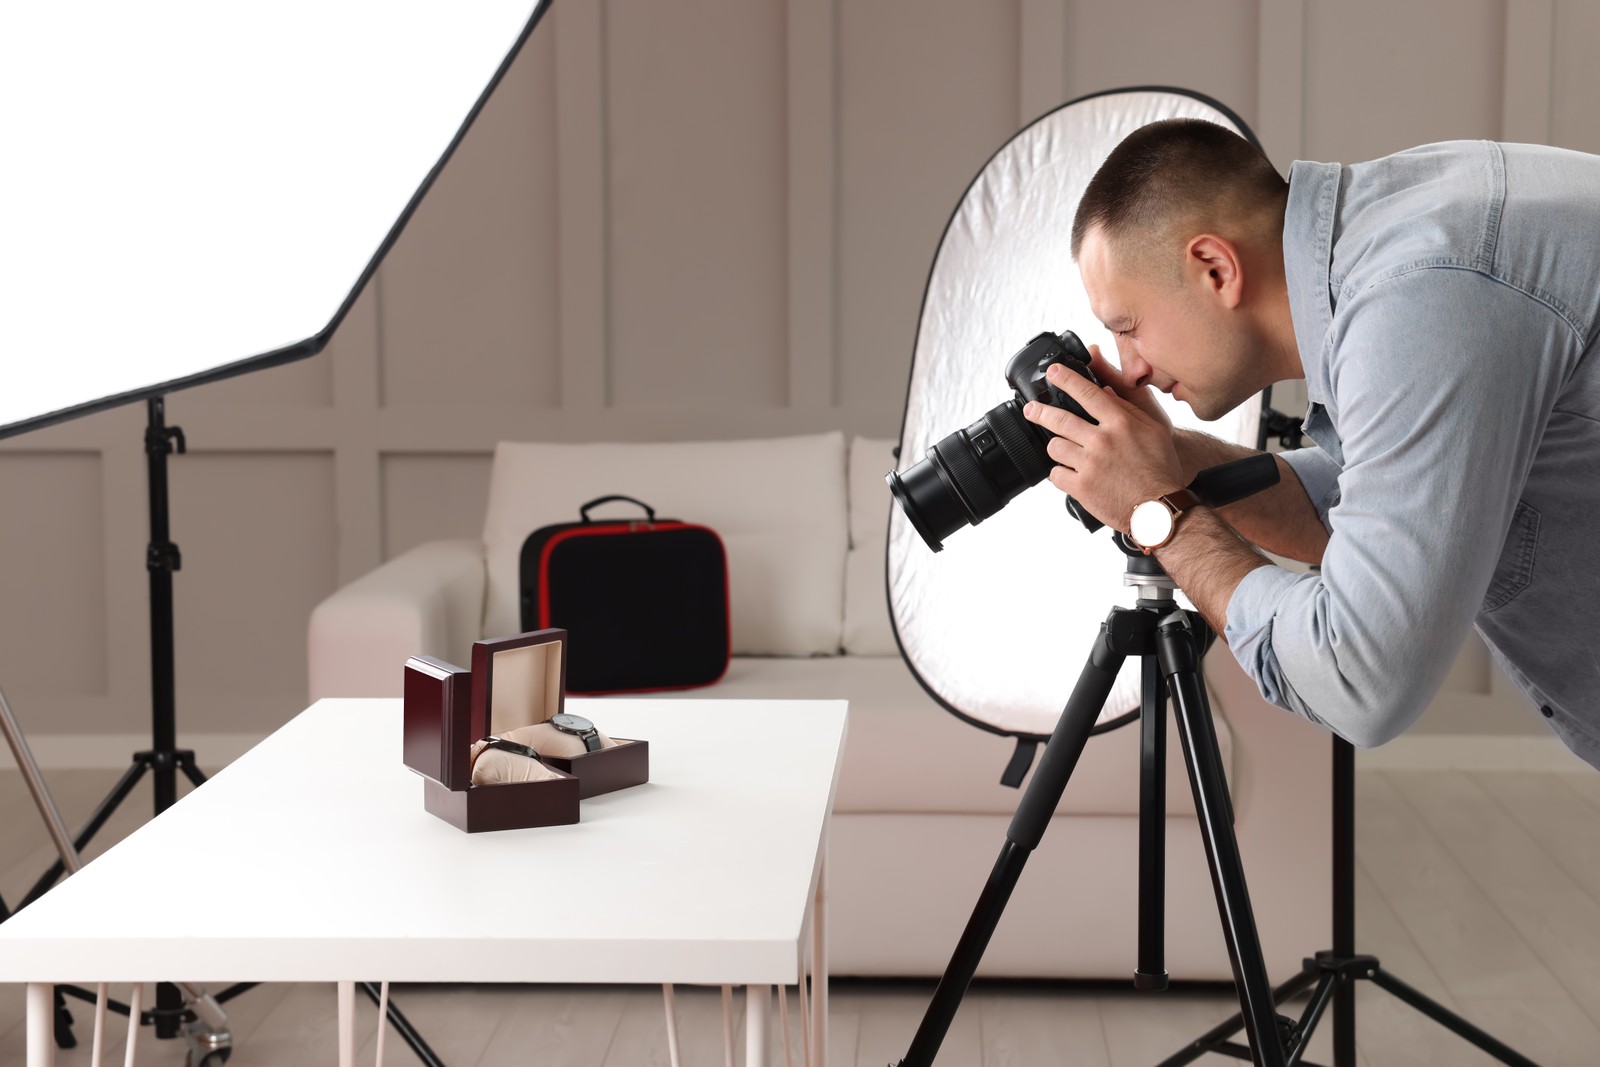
[1332, 739, 1356, 1067]
[1158, 612, 1287, 1067]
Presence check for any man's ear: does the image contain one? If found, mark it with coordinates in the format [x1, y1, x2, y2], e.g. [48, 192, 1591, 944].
[1186, 234, 1244, 310]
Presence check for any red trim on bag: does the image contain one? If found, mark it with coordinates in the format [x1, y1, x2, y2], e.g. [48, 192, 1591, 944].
[537, 522, 732, 694]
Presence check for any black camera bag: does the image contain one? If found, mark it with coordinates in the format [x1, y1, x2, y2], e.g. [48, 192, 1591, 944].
[518, 495, 730, 694]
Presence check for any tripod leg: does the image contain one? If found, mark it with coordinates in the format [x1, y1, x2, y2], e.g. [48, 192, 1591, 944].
[1366, 969, 1541, 1067]
[1136, 655, 1169, 990]
[895, 630, 1126, 1067]
[1158, 613, 1287, 1067]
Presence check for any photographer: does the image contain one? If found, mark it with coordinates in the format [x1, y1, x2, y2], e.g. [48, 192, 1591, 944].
[1022, 119, 1600, 770]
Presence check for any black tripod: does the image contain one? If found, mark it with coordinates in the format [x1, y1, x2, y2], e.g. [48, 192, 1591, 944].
[0, 397, 445, 1066]
[895, 495, 1541, 1066]
[896, 534, 1293, 1066]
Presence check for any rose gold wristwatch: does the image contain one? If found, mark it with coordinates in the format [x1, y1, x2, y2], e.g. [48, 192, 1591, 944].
[1128, 488, 1203, 555]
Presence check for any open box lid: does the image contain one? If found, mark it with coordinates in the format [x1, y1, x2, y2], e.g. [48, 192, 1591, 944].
[471, 628, 567, 740]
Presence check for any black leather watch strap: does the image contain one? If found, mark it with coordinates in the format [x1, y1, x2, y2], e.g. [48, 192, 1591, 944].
[479, 736, 542, 761]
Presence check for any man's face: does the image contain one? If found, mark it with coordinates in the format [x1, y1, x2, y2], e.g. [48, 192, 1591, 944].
[1077, 227, 1263, 422]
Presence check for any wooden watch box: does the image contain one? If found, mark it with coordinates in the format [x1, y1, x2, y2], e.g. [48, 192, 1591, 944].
[402, 628, 648, 832]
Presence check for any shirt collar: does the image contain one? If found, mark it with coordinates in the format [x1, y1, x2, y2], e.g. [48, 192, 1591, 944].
[1282, 160, 1342, 405]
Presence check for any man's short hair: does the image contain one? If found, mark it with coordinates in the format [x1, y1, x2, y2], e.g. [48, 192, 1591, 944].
[1071, 118, 1288, 264]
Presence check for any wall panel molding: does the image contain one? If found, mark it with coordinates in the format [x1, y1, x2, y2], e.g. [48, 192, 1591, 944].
[786, 0, 839, 410]
[1256, 0, 1305, 170]
[1502, 0, 1555, 143]
[555, 0, 609, 411]
[1019, 0, 1067, 126]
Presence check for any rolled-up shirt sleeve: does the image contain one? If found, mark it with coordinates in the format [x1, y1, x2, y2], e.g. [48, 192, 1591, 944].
[1220, 268, 1572, 747]
[1277, 445, 1341, 530]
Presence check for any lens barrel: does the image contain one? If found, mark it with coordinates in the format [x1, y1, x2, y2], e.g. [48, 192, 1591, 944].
[887, 329, 1098, 552]
[886, 399, 1051, 551]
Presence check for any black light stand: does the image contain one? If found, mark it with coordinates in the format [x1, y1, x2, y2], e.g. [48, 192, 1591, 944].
[1154, 741, 1540, 1067]
[4, 398, 446, 1066]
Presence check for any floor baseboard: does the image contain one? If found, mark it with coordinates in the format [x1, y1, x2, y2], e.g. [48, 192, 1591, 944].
[4, 730, 1589, 775]
[0, 732, 267, 772]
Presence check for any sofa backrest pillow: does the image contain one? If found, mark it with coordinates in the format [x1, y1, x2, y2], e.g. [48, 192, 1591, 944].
[482, 433, 848, 657]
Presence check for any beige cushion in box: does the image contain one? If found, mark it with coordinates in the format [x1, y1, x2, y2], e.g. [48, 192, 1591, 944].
[643, 655, 1232, 817]
[843, 436, 899, 656]
[481, 433, 848, 656]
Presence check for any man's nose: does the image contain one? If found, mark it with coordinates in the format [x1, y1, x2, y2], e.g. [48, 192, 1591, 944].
[1117, 344, 1154, 390]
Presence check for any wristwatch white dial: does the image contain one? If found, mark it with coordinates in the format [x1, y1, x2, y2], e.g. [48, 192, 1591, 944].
[551, 713, 603, 752]
[1129, 488, 1202, 554]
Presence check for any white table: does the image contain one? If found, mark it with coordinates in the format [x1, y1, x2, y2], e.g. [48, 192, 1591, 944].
[0, 697, 847, 1066]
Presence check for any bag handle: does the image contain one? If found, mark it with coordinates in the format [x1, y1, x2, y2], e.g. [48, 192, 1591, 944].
[579, 495, 656, 523]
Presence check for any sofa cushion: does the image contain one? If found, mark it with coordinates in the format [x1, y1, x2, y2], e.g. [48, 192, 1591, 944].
[481, 433, 848, 656]
[844, 437, 899, 656]
[640, 655, 1231, 817]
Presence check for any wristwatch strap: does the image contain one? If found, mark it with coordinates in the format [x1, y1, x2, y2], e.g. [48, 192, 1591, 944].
[477, 736, 542, 763]
[578, 729, 602, 753]
[1162, 488, 1203, 517]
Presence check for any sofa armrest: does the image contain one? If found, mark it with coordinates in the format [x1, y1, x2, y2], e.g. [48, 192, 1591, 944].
[307, 539, 487, 699]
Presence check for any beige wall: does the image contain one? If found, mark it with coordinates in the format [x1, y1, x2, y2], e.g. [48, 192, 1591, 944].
[1, 0, 1590, 742]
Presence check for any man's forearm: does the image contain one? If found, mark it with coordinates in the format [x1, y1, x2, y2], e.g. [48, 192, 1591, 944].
[1150, 506, 1274, 637]
[1174, 429, 1330, 564]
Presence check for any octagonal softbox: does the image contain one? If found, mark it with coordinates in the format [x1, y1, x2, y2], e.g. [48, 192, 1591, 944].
[888, 87, 1264, 745]
[0, 1, 550, 439]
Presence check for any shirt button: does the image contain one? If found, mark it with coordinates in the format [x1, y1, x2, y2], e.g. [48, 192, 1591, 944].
[1540, 705, 1554, 718]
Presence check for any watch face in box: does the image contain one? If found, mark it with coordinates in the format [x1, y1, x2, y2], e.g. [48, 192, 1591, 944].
[470, 631, 649, 800]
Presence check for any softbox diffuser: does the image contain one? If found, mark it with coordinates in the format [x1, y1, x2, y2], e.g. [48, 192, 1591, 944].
[889, 88, 1264, 740]
[0, 1, 550, 440]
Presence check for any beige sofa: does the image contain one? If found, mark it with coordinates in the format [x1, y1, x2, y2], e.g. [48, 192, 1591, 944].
[308, 431, 1331, 980]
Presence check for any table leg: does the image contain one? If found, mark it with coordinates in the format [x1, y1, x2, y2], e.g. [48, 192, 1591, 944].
[338, 981, 355, 1067]
[810, 856, 828, 1067]
[661, 984, 684, 1067]
[26, 984, 54, 1067]
[746, 984, 771, 1067]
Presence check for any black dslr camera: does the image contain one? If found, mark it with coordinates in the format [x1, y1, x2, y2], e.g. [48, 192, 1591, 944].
[886, 330, 1102, 552]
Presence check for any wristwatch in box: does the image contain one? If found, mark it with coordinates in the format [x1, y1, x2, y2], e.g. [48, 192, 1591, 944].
[551, 713, 603, 752]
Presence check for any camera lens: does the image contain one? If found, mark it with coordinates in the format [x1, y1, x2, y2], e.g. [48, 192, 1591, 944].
[887, 400, 1051, 552]
[887, 330, 1096, 552]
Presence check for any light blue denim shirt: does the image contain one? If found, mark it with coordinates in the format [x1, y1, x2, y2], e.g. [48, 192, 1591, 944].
[1224, 140, 1600, 770]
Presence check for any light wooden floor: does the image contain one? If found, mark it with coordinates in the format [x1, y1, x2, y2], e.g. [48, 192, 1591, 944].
[2, 764, 1599, 1065]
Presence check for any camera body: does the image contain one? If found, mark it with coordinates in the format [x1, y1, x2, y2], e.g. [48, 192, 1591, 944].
[887, 330, 1099, 552]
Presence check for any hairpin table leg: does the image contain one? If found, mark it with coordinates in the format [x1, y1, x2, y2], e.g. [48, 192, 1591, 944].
[662, 985, 683, 1067]
[27, 984, 54, 1067]
[747, 985, 771, 1067]
[338, 981, 355, 1067]
[810, 856, 828, 1067]
[778, 984, 795, 1067]
[122, 984, 142, 1067]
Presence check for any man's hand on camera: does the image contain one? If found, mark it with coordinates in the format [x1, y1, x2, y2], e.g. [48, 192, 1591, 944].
[1021, 360, 1185, 532]
[1084, 343, 1173, 437]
